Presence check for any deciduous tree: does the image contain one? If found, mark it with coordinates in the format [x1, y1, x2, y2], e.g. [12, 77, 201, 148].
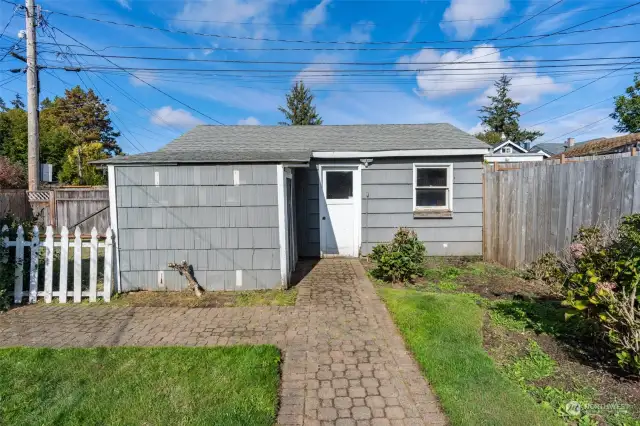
[611, 73, 640, 133]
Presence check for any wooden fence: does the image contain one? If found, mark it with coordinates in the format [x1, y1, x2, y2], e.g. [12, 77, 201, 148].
[484, 154, 640, 268]
[0, 189, 30, 218]
[0, 225, 113, 304]
[0, 187, 109, 230]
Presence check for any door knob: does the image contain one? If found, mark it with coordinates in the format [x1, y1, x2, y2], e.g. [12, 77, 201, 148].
[322, 216, 326, 220]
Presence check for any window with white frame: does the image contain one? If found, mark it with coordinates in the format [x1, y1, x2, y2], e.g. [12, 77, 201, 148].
[413, 164, 453, 211]
[502, 146, 513, 154]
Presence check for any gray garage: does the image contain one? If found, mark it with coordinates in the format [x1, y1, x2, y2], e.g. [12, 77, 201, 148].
[98, 124, 489, 293]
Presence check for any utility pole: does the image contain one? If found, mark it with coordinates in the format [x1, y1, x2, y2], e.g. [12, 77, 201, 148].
[25, 0, 39, 191]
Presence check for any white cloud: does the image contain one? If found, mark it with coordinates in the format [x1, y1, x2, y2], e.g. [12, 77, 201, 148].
[151, 106, 204, 129]
[533, 9, 581, 33]
[398, 45, 570, 104]
[316, 87, 461, 127]
[527, 108, 616, 143]
[440, 0, 510, 38]
[294, 53, 340, 87]
[301, 0, 332, 28]
[237, 116, 261, 125]
[174, 0, 283, 43]
[468, 122, 486, 135]
[404, 18, 423, 42]
[129, 71, 157, 87]
[346, 21, 375, 43]
[115, 0, 131, 10]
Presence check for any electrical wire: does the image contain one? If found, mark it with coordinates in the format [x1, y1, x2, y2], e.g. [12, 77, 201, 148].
[42, 7, 640, 45]
[48, 25, 226, 125]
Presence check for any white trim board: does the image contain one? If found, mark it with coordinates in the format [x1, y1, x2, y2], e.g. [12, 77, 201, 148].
[491, 140, 528, 153]
[312, 148, 489, 158]
[318, 164, 362, 258]
[412, 163, 453, 211]
[276, 165, 289, 288]
[107, 165, 121, 293]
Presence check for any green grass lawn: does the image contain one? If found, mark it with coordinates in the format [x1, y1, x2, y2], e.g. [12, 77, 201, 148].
[379, 288, 561, 426]
[0, 346, 281, 426]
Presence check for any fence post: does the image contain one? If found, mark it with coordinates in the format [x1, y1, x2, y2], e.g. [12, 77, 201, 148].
[89, 227, 98, 302]
[103, 227, 113, 302]
[59, 226, 69, 303]
[14, 226, 24, 304]
[73, 226, 82, 303]
[28, 225, 39, 304]
[44, 226, 54, 303]
[1, 225, 8, 264]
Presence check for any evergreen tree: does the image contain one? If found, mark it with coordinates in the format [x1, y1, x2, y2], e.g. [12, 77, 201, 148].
[10, 94, 25, 110]
[278, 81, 323, 125]
[0, 97, 6, 112]
[610, 73, 640, 133]
[478, 75, 543, 146]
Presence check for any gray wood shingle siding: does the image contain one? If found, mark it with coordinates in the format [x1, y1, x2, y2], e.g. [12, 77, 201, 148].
[296, 157, 484, 257]
[361, 157, 483, 256]
[115, 165, 281, 292]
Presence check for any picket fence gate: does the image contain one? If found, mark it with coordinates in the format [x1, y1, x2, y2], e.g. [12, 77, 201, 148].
[0, 225, 114, 304]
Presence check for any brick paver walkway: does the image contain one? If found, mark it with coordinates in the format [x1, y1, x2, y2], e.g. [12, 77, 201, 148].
[0, 259, 446, 425]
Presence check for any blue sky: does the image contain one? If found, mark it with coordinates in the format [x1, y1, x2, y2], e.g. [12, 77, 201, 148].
[1, 0, 639, 155]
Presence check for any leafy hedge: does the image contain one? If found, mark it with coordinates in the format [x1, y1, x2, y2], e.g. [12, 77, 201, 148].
[528, 214, 640, 373]
[369, 228, 426, 283]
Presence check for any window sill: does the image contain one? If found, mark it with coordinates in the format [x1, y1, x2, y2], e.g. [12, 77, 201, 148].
[413, 209, 453, 219]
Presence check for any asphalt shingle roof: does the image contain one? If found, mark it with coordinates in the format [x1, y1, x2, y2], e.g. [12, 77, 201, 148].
[528, 143, 565, 156]
[552, 133, 640, 158]
[95, 123, 487, 164]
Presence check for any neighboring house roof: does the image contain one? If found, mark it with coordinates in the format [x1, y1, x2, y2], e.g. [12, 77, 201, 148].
[528, 143, 565, 157]
[94, 123, 489, 164]
[491, 140, 528, 153]
[553, 133, 640, 158]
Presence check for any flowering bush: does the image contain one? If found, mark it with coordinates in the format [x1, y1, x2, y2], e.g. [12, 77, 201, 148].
[562, 216, 640, 373]
[0, 156, 26, 189]
[369, 228, 426, 283]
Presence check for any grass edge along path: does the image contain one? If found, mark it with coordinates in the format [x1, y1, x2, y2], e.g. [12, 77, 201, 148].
[0, 345, 281, 426]
[379, 288, 562, 426]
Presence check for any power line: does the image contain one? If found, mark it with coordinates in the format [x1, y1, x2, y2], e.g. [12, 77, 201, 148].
[41, 63, 640, 73]
[539, 116, 612, 143]
[522, 58, 640, 116]
[527, 97, 615, 127]
[36, 37, 640, 53]
[43, 52, 640, 66]
[492, 0, 564, 39]
[48, 25, 226, 125]
[44, 5, 622, 27]
[43, 7, 640, 45]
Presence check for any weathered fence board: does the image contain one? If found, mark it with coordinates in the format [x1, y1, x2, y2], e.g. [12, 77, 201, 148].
[484, 155, 640, 268]
[0, 225, 113, 304]
[0, 190, 30, 218]
[0, 188, 109, 230]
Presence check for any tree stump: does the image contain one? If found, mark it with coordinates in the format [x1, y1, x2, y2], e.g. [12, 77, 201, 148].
[168, 261, 204, 297]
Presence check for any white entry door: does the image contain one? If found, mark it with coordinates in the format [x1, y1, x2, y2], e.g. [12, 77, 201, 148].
[320, 165, 360, 257]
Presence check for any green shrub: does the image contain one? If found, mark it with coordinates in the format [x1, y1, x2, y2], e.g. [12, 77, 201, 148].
[562, 215, 640, 373]
[369, 228, 426, 283]
[0, 213, 38, 311]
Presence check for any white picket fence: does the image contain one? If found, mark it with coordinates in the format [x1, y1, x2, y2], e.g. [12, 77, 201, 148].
[0, 225, 113, 304]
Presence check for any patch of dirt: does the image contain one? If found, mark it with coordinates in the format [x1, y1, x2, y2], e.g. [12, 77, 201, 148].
[483, 314, 640, 419]
[111, 289, 296, 308]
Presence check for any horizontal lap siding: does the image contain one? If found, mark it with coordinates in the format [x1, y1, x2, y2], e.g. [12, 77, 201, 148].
[362, 157, 483, 256]
[115, 164, 281, 292]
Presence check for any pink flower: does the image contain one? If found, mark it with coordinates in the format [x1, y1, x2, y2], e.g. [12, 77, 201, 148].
[570, 243, 586, 259]
[596, 282, 617, 292]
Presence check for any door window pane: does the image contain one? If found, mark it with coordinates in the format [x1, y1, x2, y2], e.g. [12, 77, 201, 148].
[416, 189, 447, 207]
[417, 168, 447, 186]
[326, 171, 353, 199]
